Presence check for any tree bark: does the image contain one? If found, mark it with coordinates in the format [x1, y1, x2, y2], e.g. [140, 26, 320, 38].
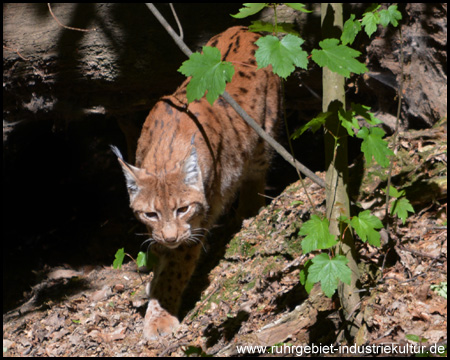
[321, 3, 361, 338]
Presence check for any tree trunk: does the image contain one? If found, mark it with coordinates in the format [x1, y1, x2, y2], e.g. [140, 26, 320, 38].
[321, 3, 362, 338]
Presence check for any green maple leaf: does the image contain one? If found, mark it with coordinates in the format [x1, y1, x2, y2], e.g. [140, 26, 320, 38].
[299, 215, 337, 254]
[255, 34, 308, 79]
[351, 103, 383, 125]
[338, 107, 360, 137]
[136, 251, 147, 268]
[113, 248, 125, 269]
[362, 7, 381, 37]
[341, 14, 362, 45]
[308, 254, 351, 298]
[311, 38, 367, 78]
[299, 259, 315, 294]
[249, 20, 276, 33]
[249, 21, 300, 36]
[291, 111, 332, 139]
[391, 197, 415, 225]
[388, 185, 405, 198]
[231, 3, 266, 18]
[178, 46, 235, 105]
[379, 5, 402, 27]
[356, 126, 394, 167]
[350, 210, 383, 247]
[284, 3, 312, 13]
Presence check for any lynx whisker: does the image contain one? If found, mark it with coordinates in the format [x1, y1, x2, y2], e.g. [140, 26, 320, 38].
[185, 232, 206, 252]
[193, 227, 210, 235]
[141, 237, 156, 253]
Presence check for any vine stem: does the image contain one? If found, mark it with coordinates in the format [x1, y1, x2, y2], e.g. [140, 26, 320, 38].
[145, 3, 325, 189]
[280, 80, 319, 215]
[272, 3, 318, 215]
[124, 253, 144, 283]
[384, 26, 404, 231]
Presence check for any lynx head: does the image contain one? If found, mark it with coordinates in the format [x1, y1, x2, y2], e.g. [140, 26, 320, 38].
[111, 145, 208, 249]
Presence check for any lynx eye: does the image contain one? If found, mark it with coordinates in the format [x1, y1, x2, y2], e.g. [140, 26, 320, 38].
[143, 212, 158, 221]
[177, 206, 190, 216]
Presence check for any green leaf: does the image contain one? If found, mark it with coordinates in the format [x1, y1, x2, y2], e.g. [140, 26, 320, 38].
[231, 3, 267, 18]
[311, 38, 367, 78]
[291, 112, 332, 139]
[299, 215, 337, 254]
[255, 34, 308, 79]
[338, 215, 350, 224]
[362, 9, 380, 37]
[430, 282, 447, 299]
[299, 259, 314, 294]
[338, 107, 360, 137]
[178, 46, 235, 105]
[284, 3, 312, 13]
[341, 14, 362, 45]
[379, 5, 402, 27]
[136, 251, 147, 268]
[351, 103, 383, 125]
[350, 210, 383, 247]
[356, 127, 394, 167]
[308, 254, 351, 298]
[113, 248, 125, 269]
[406, 334, 428, 343]
[249, 20, 275, 33]
[388, 185, 405, 198]
[391, 197, 414, 225]
[249, 21, 300, 36]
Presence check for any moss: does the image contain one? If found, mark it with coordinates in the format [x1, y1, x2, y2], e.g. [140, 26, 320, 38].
[245, 280, 256, 291]
[225, 235, 244, 258]
[284, 237, 303, 256]
[262, 258, 281, 276]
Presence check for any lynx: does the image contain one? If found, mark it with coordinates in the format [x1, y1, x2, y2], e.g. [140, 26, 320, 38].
[112, 26, 281, 340]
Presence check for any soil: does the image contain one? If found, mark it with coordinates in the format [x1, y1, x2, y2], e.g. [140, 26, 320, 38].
[3, 127, 447, 357]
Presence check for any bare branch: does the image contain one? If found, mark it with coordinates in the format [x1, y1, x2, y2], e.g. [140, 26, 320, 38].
[169, 3, 184, 40]
[145, 4, 192, 57]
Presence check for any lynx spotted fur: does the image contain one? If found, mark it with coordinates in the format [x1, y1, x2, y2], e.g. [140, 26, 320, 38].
[112, 26, 281, 340]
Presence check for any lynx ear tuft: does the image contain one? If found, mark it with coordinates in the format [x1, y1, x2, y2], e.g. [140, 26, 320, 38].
[183, 146, 203, 190]
[110, 145, 141, 201]
[110, 145, 125, 161]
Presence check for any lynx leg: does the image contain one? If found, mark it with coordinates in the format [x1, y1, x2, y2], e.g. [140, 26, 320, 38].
[143, 243, 202, 340]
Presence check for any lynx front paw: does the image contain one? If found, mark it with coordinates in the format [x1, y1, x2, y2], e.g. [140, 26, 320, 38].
[143, 299, 180, 341]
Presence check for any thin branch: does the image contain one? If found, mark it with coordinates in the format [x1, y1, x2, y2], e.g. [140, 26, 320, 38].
[221, 92, 326, 188]
[145, 3, 326, 189]
[169, 3, 184, 40]
[384, 26, 404, 230]
[280, 80, 319, 215]
[145, 3, 192, 57]
[47, 3, 96, 32]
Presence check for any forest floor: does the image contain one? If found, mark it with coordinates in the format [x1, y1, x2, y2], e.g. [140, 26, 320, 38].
[3, 125, 447, 357]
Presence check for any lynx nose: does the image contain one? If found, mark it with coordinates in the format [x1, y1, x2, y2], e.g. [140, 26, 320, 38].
[164, 235, 177, 243]
[162, 224, 178, 244]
